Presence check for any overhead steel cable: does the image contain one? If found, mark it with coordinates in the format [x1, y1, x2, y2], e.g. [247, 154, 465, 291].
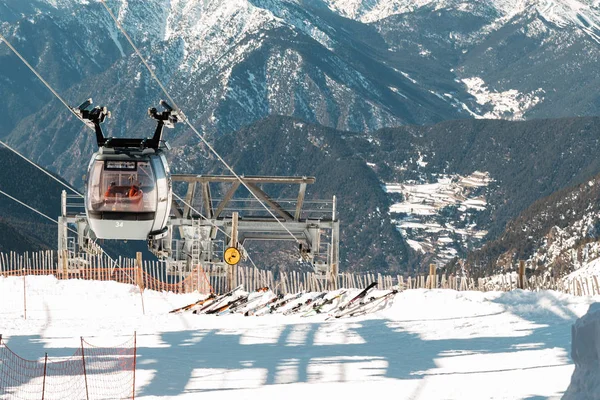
[0, 188, 128, 278]
[0, 140, 83, 198]
[0, 27, 262, 269]
[0, 31, 88, 197]
[0, 33, 93, 130]
[0, 189, 61, 226]
[98, 0, 302, 246]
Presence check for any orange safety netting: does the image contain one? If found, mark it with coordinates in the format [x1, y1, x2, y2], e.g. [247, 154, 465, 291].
[81, 336, 136, 400]
[1, 262, 214, 295]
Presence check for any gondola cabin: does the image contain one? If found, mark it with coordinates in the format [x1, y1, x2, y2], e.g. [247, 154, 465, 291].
[86, 150, 171, 240]
[75, 99, 179, 241]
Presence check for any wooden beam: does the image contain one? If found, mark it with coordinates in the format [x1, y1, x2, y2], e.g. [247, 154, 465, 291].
[213, 181, 240, 219]
[246, 183, 293, 221]
[294, 183, 307, 221]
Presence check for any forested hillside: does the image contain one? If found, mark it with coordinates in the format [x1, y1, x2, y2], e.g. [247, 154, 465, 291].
[465, 173, 600, 277]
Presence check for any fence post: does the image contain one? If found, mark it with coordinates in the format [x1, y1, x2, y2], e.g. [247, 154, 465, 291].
[136, 253, 145, 315]
[518, 260, 525, 290]
[22, 268, 27, 320]
[81, 337, 90, 400]
[429, 264, 436, 289]
[586, 277, 591, 296]
[42, 353, 48, 400]
[133, 331, 137, 400]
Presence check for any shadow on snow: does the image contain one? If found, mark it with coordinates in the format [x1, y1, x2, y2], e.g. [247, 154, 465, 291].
[0, 291, 589, 398]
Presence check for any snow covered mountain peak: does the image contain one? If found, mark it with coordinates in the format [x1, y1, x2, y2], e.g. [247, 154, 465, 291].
[323, 0, 600, 33]
[533, 0, 600, 42]
[101, 0, 337, 72]
[323, 0, 434, 23]
[163, 0, 284, 69]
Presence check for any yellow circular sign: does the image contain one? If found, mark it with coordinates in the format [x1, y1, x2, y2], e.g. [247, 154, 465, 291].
[224, 247, 241, 265]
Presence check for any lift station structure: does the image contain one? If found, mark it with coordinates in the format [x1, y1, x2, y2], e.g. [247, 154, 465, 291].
[59, 174, 340, 288]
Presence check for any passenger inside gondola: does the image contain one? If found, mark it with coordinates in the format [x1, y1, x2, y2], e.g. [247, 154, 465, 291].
[87, 160, 156, 213]
[105, 181, 117, 198]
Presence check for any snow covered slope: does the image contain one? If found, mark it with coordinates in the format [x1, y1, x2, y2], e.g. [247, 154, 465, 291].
[385, 171, 492, 263]
[0, 276, 595, 399]
[325, 0, 600, 36]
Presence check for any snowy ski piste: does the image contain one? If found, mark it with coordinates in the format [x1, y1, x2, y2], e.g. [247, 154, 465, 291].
[1, 276, 596, 399]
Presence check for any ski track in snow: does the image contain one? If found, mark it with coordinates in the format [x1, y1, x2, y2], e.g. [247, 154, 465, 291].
[0, 276, 594, 399]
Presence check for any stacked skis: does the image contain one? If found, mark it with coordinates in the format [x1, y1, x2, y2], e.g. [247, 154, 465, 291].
[169, 282, 399, 318]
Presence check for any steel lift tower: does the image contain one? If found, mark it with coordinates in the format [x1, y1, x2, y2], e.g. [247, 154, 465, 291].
[59, 175, 340, 288]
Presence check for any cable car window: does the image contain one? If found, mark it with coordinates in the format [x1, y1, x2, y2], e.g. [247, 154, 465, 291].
[87, 160, 157, 213]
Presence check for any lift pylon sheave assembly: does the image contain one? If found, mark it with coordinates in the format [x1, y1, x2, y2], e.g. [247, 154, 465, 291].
[148, 175, 340, 286]
[60, 174, 340, 284]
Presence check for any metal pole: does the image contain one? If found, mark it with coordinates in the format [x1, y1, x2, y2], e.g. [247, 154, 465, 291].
[81, 337, 90, 400]
[228, 212, 239, 292]
[61, 190, 67, 217]
[230, 212, 239, 247]
[136, 253, 145, 315]
[329, 196, 339, 290]
[132, 331, 137, 400]
[42, 353, 48, 400]
[23, 268, 26, 320]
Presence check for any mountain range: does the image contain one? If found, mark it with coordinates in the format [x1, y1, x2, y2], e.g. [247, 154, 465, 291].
[2, 0, 600, 274]
[196, 115, 600, 274]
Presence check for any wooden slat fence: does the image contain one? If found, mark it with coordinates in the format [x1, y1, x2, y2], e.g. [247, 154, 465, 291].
[0, 251, 598, 296]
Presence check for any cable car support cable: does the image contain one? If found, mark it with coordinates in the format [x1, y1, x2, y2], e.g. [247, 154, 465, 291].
[0, 139, 83, 198]
[0, 31, 263, 270]
[0, 17, 311, 274]
[0, 33, 94, 130]
[0, 188, 131, 280]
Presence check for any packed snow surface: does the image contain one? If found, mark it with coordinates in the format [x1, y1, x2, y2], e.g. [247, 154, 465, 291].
[567, 257, 600, 279]
[0, 276, 596, 399]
